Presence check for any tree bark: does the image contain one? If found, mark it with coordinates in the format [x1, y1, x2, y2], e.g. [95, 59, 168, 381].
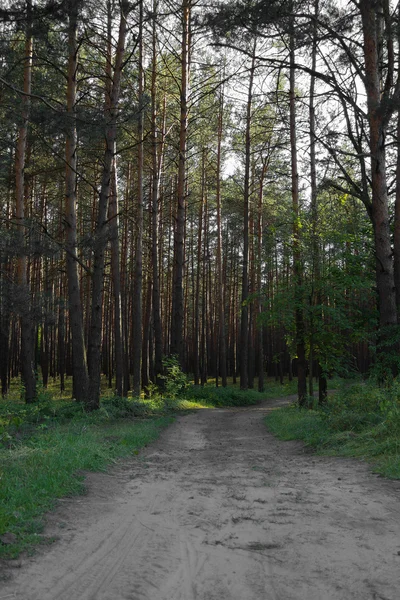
[257, 158, 268, 393]
[170, 0, 190, 364]
[106, 0, 124, 398]
[360, 0, 398, 373]
[132, 0, 144, 396]
[15, 0, 36, 403]
[308, 0, 327, 404]
[394, 111, 400, 315]
[240, 44, 256, 390]
[194, 154, 204, 385]
[65, 0, 89, 403]
[87, 1, 128, 409]
[289, 27, 307, 406]
[151, 1, 164, 386]
[216, 86, 227, 387]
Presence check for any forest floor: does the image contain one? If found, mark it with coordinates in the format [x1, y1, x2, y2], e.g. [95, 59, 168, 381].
[1, 395, 400, 600]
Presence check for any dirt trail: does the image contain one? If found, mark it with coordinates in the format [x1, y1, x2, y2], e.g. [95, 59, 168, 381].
[1, 396, 400, 600]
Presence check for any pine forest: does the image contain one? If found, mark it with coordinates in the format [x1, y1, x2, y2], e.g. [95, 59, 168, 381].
[4, 3, 400, 585]
[0, 0, 399, 408]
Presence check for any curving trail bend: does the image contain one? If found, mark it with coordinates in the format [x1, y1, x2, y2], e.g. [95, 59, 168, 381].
[1, 396, 400, 600]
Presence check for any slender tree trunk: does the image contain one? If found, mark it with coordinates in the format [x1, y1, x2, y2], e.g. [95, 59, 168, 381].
[0, 164, 12, 397]
[121, 164, 131, 392]
[360, 0, 398, 374]
[394, 111, 400, 315]
[151, 1, 164, 385]
[165, 179, 174, 354]
[308, 0, 327, 404]
[216, 87, 227, 387]
[132, 0, 144, 396]
[248, 202, 255, 389]
[201, 180, 208, 385]
[87, 2, 128, 409]
[257, 159, 267, 393]
[58, 278, 65, 392]
[142, 272, 152, 391]
[108, 165, 124, 396]
[240, 44, 256, 390]
[106, 0, 124, 397]
[289, 27, 307, 406]
[171, 0, 190, 363]
[394, 0, 400, 320]
[65, 0, 89, 403]
[194, 156, 204, 385]
[15, 0, 36, 403]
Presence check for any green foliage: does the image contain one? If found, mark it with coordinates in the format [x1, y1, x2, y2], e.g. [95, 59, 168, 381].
[159, 356, 190, 398]
[368, 324, 400, 383]
[259, 188, 375, 376]
[265, 381, 400, 479]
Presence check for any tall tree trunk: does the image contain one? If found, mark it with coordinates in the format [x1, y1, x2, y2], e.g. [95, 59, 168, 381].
[308, 0, 327, 404]
[106, 0, 124, 397]
[87, 2, 128, 409]
[170, 0, 190, 363]
[132, 0, 144, 396]
[257, 158, 268, 393]
[289, 27, 307, 406]
[142, 272, 152, 391]
[394, 111, 400, 316]
[58, 277, 66, 393]
[65, 0, 89, 403]
[0, 160, 12, 397]
[194, 156, 204, 386]
[240, 44, 256, 390]
[360, 0, 397, 374]
[248, 202, 255, 389]
[200, 180, 208, 385]
[151, 1, 164, 385]
[121, 164, 131, 392]
[15, 0, 36, 403]
[108, 164, 124, 396]
[216, 86, 227, 387]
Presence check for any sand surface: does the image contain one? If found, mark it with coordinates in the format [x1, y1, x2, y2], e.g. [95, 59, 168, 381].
[1, 395, 400, 600]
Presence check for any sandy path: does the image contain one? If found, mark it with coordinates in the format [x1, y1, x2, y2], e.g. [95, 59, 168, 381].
[1, 396, 400, 600]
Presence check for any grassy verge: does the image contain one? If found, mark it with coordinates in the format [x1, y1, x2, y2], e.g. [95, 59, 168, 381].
[0, 415, 173, 559]
[265, 381, 400, 479]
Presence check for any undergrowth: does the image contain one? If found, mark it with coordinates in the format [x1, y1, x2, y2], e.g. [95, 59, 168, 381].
[265, 381, 400, 479]
[186, 379, 297, 406]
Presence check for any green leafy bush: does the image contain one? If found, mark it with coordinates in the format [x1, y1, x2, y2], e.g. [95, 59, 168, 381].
[159, 356, 190, 398]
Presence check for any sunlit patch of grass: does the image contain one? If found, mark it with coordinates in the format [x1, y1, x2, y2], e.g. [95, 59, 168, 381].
[184, 378, 298, 407]
[265, 381, 400, 479]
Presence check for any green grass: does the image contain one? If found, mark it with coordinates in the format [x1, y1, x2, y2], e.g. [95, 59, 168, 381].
[185, 379, 297, 406]
[0, 416, 173, 559]
[265, 381, 400, 479]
